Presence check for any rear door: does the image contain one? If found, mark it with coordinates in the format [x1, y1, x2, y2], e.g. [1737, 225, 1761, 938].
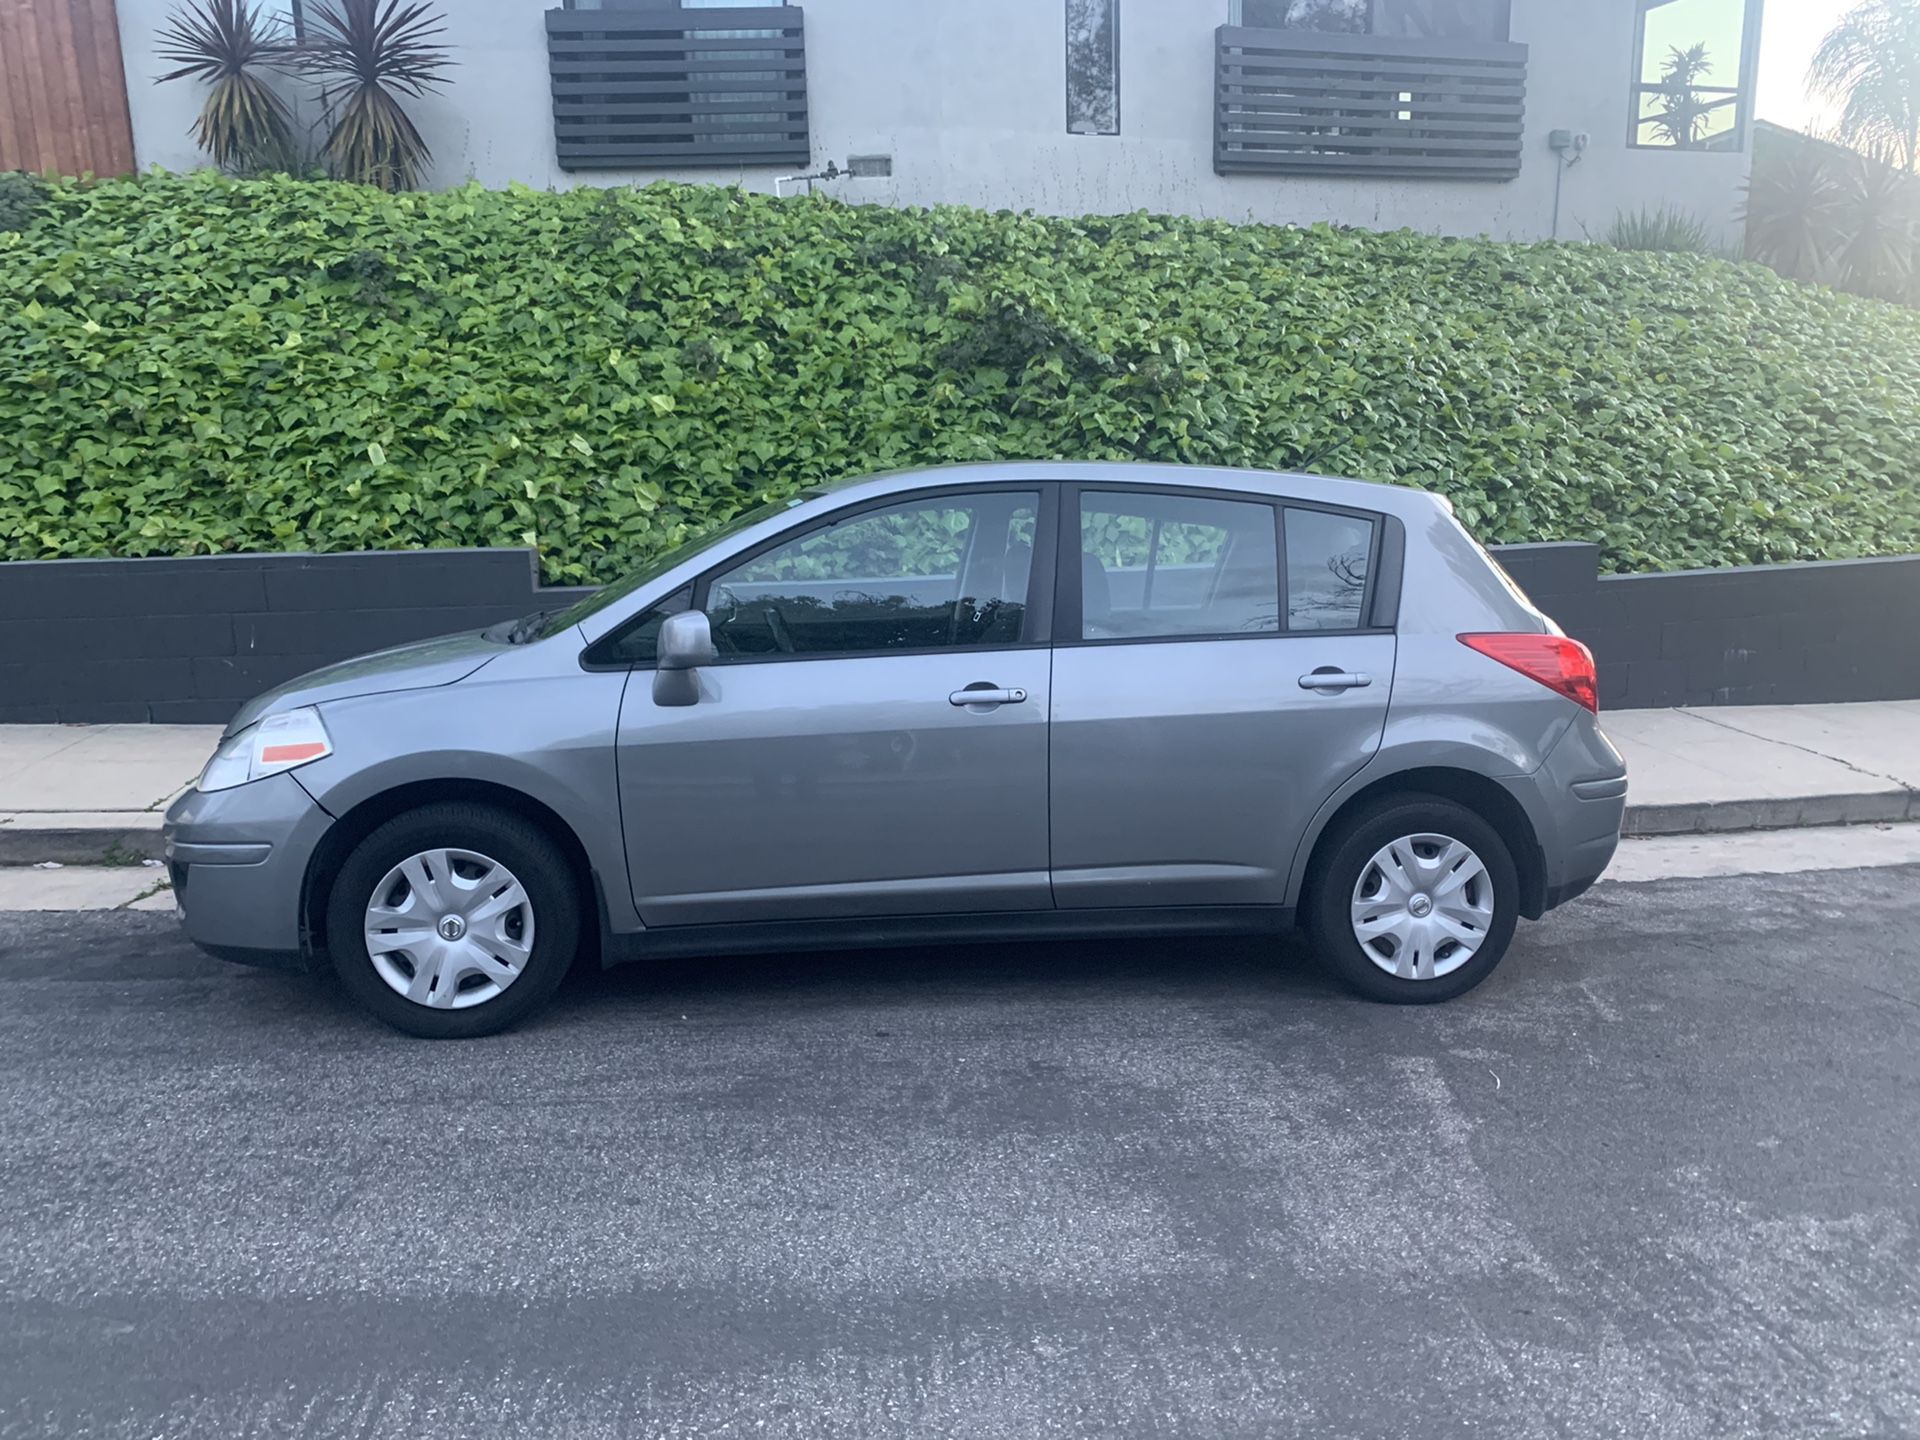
[1048, 484, 1396, 909]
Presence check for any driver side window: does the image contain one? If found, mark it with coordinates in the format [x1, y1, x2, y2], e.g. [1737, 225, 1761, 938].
[704, 492, 1039, 659]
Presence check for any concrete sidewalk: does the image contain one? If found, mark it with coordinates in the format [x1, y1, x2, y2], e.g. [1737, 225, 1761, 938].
[0, 702, 1915, 868]
[0, 725, 215, 866]
[1608, 701, 1920, 835]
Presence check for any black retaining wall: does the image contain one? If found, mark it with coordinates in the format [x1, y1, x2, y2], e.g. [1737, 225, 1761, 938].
[1494, 542, 1920, 710]
[0, 542, 1915, 723]
[0, 550, 591, 725]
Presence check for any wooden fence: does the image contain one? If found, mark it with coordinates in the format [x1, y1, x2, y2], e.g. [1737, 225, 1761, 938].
[0, 0, 136, 177]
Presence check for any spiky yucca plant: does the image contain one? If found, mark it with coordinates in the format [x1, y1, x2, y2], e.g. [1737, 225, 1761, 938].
[155, 0, 296, 171]
[1743, 128, 1920, 304]
[300, 0, 453, 191]
[1742, 141, 1848, 282]
[1834, 153, 1920, 299]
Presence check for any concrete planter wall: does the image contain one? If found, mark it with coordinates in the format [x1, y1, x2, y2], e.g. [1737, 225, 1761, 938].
[0, 542, 1915, 724]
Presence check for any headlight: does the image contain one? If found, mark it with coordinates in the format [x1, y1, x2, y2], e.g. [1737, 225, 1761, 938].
[197, 707, 334, 793]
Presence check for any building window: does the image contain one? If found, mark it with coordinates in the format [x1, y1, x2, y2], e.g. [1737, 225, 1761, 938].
[546, 0, 809, 170]
[1066, 0, 1120, 136]
[1234, 0, 1510, 42]
[563, 1, 793, 7]
[1631, 0, 1759, 151]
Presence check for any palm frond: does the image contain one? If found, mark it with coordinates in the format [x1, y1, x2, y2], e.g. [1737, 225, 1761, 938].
[1809, 0, 1920, 172]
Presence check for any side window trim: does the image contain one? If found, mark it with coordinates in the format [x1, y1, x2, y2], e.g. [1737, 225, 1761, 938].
[1369, 514, 1404, 629]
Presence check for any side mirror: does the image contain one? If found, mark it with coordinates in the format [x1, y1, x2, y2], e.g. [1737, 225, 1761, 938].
[652, 610, 716, 707]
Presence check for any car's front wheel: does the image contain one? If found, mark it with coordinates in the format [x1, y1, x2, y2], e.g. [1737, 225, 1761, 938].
[324, 803, 580, 1038]
[1305, 793, 1519, 1004]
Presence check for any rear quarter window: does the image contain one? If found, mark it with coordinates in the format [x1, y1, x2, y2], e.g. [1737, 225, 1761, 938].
[1284, 508, 1377, 631]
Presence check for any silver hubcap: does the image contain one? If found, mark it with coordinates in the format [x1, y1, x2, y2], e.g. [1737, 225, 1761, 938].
[1351, 833, 1494, 982]
[363, 848, 535, 1010]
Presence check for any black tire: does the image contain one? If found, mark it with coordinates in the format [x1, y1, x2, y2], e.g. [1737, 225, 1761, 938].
[324, 802, 582, 1038]
[1305, 793, 1519, 1005]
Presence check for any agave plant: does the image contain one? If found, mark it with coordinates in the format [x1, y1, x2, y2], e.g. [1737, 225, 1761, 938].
[299, 0, 453, 191]
[155, 0, 296, 171]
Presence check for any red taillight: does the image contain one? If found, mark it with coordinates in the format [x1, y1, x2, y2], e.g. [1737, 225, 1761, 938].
[1458, 633, 1599, 713]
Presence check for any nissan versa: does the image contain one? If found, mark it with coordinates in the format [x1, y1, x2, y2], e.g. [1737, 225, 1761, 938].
[164, 464, 1627, 1037]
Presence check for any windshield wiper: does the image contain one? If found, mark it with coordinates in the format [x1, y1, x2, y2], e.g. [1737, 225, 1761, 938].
[507, 609, 554, 644]
[485, 609, 553, 645]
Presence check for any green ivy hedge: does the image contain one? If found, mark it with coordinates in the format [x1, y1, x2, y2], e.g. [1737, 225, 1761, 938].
[4, 171, 1919, 583]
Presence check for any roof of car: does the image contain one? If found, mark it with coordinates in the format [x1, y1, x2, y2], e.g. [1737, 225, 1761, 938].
[817, 462, 1449, 522]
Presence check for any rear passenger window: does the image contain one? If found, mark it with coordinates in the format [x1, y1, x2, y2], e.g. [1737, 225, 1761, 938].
[1285, 508, 1376, 631]
[1079, 491, 1280, 640]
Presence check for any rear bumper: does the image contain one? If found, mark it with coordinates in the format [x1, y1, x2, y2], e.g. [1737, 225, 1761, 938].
[163, 774, 331, 967]
[1514, 717, 1627, 914]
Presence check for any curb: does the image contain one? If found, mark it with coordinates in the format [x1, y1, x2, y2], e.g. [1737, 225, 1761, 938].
[1621, 790, 1917, 838]
[2, 795, 1917, 867]
[0, 815, 166, 868]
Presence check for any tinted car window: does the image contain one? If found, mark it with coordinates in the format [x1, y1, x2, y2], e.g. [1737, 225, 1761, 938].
[706, 492, 1039, 658]
[597, 586, 692, 666]
[1286, 508, 1376, 631]
[1079, 491, 1280, 640]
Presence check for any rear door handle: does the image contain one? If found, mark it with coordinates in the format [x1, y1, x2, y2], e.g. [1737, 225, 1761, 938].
[950, 685, 1028, 708]
[1298, 670, 1372, 692]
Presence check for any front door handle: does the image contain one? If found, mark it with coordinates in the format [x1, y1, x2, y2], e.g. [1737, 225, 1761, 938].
[1298, 670, 1372, 693]
[950, 685, 1029, 708]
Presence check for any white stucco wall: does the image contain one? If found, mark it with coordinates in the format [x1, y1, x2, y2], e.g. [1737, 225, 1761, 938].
[116, 0, 1755, 244]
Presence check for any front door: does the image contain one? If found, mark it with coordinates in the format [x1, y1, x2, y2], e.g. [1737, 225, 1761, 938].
[1049, 486, 1395, 908]
[616, 486, 1055, 926]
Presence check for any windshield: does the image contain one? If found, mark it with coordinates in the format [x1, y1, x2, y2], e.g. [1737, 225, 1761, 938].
[533, 494, 821, 640]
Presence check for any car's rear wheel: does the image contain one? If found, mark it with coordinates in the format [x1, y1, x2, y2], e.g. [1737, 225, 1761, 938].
[1305, 794, 1519, 1004]
[324, 803, 580, 1038]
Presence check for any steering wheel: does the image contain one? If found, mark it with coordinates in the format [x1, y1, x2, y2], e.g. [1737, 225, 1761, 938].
[764, 606, 796, 654]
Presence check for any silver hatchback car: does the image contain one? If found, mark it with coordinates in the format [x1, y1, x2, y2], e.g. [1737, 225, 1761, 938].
[165, 463, 1626, 1037]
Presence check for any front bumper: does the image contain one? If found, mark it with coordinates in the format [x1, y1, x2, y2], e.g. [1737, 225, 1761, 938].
[163, 773, 332, 967]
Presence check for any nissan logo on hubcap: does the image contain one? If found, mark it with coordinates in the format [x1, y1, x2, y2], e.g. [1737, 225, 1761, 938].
[437, 915, 466, 941]
[1408, 894, 1434, 918]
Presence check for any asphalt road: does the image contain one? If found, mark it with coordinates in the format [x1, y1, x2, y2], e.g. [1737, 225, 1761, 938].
[3, 868, 1918, 1439]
